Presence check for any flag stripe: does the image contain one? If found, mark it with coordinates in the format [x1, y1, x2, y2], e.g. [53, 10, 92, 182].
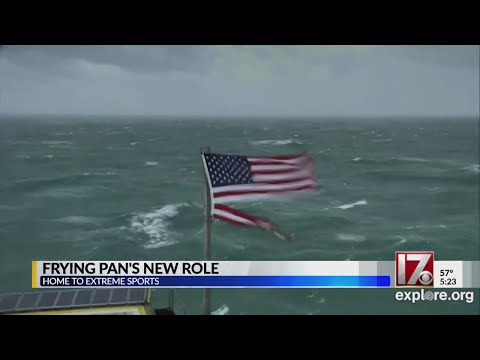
[212, 178, 317, 194]
[213, 213, 255, 227]
[250, 160, 313, 174]
[214, 186, 321, 204]
[214, 204, 258, 221]
[250, 164, 300, 171]
[248, 156, 311, 166]
[252, 168, 314, 182]
[214, 194, 281, 204]
[252, 175, 315, 185]
[251, 168, 303, 176]
[212, 204, 280, 231]
[212, 205, 256, 226]
[216, 188, 318, 204]
[249, 161, 301, 166]
[214, 184, 318, 200]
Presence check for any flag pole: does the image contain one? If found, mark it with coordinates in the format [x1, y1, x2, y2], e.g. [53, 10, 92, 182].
[201, 146, 212, 315]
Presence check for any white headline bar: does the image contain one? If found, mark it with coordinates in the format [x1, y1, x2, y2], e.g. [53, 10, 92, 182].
[31, 260, 480, 289]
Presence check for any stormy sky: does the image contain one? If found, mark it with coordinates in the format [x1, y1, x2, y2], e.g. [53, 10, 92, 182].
[0, 45, 478, 117]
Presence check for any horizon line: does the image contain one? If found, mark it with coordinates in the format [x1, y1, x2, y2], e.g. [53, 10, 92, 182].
[0, 112, 479, 119]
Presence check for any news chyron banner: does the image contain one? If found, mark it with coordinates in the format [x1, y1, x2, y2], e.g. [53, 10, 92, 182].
[32, 252, 480, 289]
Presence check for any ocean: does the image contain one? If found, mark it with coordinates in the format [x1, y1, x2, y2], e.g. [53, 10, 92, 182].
[0, 115, 478, 314]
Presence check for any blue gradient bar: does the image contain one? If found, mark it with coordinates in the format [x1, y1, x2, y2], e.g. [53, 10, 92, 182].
[155, 276, 390, 287]
[40, 275, 391, 287]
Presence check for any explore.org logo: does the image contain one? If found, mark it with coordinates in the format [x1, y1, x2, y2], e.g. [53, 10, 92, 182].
[395, 289, 475, 304]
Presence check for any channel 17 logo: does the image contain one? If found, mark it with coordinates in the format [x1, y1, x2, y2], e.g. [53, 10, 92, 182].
[395, 251, 434, 287]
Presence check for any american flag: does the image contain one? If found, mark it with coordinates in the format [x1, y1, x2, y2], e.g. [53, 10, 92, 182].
[201, 151, 319, 237]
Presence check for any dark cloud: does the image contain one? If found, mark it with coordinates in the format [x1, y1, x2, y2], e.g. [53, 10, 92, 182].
[0, 45, 478, 117]
[2, 45, 215, 74]
[391, 45, 480, 68]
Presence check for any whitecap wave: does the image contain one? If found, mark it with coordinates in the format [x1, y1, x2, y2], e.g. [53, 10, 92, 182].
[34, 186, 90, 198]
[352, 157, 362, 162]
[231, 243, 246, 251]
[189, 201, 204, 209]
[145, 161, 158, 166]
[463, 164, 479, 174]
[54, 132, 74, 136]
[251, 139, 303, 145]
[42, 141, 72, 145]
[147, 137, 162, 142]
[405, 225, 422, 230]
[43, 155, 54, 158]
[336, 234, 366, 242]
[371, 138, 392, 142]
[130, 203, 190, 249]
[393, 236, 407, 246]
[397, 157, 429, 162]
[0, 204, 18, 210]
[54, 216, 101, 225]
[404, 224, 447, 230]
[336, 200, 367, 210]
[9, 140, 33, 144]
[82, 172, 116, 176]
[211, 304, 229, 315]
